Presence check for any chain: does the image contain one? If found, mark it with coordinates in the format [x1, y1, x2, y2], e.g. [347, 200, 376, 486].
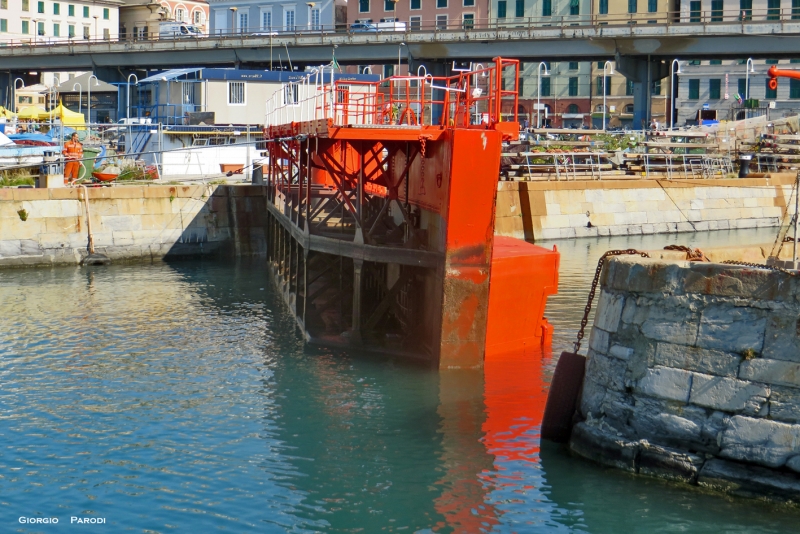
[419, 136, 427, 196]
[721, 260, 798, 276]
[663, 244, 709, 262]
[574, 249, 650, 353]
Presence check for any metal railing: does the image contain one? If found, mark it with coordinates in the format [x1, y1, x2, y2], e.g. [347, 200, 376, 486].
[264, 59, 519, 130]
[6, 9, 800, 50]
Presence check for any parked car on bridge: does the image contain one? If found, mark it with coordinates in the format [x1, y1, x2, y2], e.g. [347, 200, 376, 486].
[350, 22, 378, 32]
[159, 22, 204, 39]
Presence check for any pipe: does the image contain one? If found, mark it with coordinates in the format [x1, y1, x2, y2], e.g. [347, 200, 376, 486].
[82, 185, 95, 254]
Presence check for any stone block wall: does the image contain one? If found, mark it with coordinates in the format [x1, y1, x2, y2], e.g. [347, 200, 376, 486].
[0, 185, 269, 267]
[572, 255, 800, 503]
[494, 175, 796, 241]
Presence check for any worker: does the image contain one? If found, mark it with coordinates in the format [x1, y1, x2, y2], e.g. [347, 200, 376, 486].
[63, 132, 83, 184]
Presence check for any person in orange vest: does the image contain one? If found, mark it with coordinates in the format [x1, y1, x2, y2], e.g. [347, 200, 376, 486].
[63, 132, 83, 184]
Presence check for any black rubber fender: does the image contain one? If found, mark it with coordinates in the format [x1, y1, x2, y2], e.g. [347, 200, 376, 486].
[541, 351, 587, 443]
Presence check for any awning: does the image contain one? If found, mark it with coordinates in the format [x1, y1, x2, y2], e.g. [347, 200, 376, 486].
[139, 68, 203, 84]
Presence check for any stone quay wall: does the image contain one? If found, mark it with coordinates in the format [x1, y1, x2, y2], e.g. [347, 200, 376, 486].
[572, 254, 800, 503]
[0, 185, 269, 267]
[495, 175, 796, 241]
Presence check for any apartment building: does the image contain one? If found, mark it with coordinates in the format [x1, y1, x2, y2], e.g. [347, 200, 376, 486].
[0, 0, 121, 42]
[208, 0, 345, 35]
[350, 0, 488, 32]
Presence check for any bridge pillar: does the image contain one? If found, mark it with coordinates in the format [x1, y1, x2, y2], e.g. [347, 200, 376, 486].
[615, 55, 669, 130]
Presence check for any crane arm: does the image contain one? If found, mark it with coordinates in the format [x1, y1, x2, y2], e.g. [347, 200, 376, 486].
[767, 65, 800, 90]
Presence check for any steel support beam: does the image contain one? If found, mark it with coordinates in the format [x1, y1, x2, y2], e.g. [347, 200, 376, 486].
[615, 55, 669, 130]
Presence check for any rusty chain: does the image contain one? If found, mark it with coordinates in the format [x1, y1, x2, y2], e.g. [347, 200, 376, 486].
[721, 260, 798, 276]
[419, 137, 427, 196]
[663, 244, 710, 262]
[574, 249, 650, 354]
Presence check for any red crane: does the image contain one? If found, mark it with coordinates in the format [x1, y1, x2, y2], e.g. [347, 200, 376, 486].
[767, 65, 800, 90]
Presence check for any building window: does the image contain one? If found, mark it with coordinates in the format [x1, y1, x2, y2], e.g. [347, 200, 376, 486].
[411, 0, 421, 7]
[21, 0, 27, 10]
[710, 59, 722, 65]
[689, 0, 701, 21]
[285, 9, 294, 30]
[740, 0, 752, 19]
[542, 0, 550, 16]
[176, 8, 185, 22]
[359, 0, 369, 12]
[541, 77, 550, 97]
[68, 23, 74, 37]
[229, 82, 246, 105]
[568, 61, 578, 70]
[436, 14, 447, 28]
[383, 64, 394, 77]
[464, 0, 474, 5]
[568, 77, 578, 96]
[68, 4, 74, 16]
[794, 0, 800, 19]
[791, 78, 800, 98]
[103, 27, 109, 39]
[384, 0, 394, 11]
[436, 0, 447, 7]
[597, 76, 611, 95]
[515, 0, 524, 16]
[738, 78, 747, 95]
[103, 7, 109, 19]
[709, 79, 721, 99]
[647, 0, 656, 11]
[767, 0, 780, 19]
[310, 8, 320, 29]
[262, 11, 272, 30]
[37, 1, 43, 13]
[53, 2, 59, 14]
[567, 103, 579, 113]
[711, 0, 723, 20]
[83, 5, 88, 17]
[628, 0, 637, 13]
[688, 79, 700, 99]
[766, 78, 777, 99]
[652, 80, 661, 94]
[282, 84, 298, 105]
[83, 24, 89, 38]
[599, 0, 608, 14]
[569, 0, 579, 15]
[0, 19, 6, 32]
[626, 79, 634, 95]
[410, 15, 421, 29]
[21, 20, 29, 33]
[462, 13, 474, 28]
[497, 0, 507, 17]
[53, 22, 59, 36]
[239, 13, 248, 32]
[36, 21, 43, 34]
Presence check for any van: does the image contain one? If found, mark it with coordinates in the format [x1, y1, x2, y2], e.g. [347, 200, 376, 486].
[376, 21, 407, 32]
[159, 21, 204, 39]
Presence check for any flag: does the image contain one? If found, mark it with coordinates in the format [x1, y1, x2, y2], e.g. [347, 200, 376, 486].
[332, 55, 340, 72]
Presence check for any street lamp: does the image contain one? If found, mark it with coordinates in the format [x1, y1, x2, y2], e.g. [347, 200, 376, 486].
[536, 61, 550, 128]
[126, 73, 138, 121]
[31, 19, 38, 45]
[670, 59, 682, 131]
[229, 7, 238, 35]
[306, 2, 316, 31]
[13, 78, 24, 113]
[87, 74, 99, 125]
[398, 42, 405, 75]
[73, 83, 82, 114]
[745, 57, 756, 102]
[93, 15, 98, 40]
[602, 60, 614, 131]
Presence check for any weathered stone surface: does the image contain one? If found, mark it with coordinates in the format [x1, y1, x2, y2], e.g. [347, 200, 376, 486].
[638, 443, 705, 483]
[768, 386, 800, 423]
[689, 374, 769, 415]
[696, 304, 767, 353]
[654, 342, 741, 377]
[594, 290, 625, 333]
[739, 359, 800, 388]
[719, 415, 800, 468]
[579, 375, 608, 419]
[787, 455, 800, 474]
[698, 458, 800, 504]
[762, 312, 800, 363]
[635, 366, 692, 402]
[569, 421, 639, 473]
[584, 351, 626, 392]
[588, 327, 610, 355]
[700, 411, 730, 454]
[630, 398, 708, 451]
[608, 344, 634, 361]
[684, 264, 790, 301]
[607, 258, 684, 295]
[640, 299, 699, 345]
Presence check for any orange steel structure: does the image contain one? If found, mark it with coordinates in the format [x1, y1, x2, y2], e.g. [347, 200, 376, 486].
[263, 58, 559, 369]
[768, 65, 800, 90]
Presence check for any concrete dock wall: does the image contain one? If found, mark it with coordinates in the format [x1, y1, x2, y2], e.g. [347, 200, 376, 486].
[572, 254, 800, 503]
[495, 175, 797, 241]
[0, 185, 269, 267]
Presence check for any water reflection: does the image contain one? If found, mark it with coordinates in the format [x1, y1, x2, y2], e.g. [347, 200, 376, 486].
[1, 230, 800, 532]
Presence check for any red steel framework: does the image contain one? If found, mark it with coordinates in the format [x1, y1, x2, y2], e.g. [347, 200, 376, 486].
[262, 58, 556, 368]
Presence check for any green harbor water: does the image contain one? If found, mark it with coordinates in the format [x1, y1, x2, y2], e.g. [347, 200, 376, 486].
[2, 227, 800, 532]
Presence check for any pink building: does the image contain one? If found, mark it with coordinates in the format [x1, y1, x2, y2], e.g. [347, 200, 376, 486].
[348, 0, 487, 34]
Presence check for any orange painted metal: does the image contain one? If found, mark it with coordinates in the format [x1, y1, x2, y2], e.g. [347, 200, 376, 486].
[485, 237, 560, 359]
[767, 65, 800, 90]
